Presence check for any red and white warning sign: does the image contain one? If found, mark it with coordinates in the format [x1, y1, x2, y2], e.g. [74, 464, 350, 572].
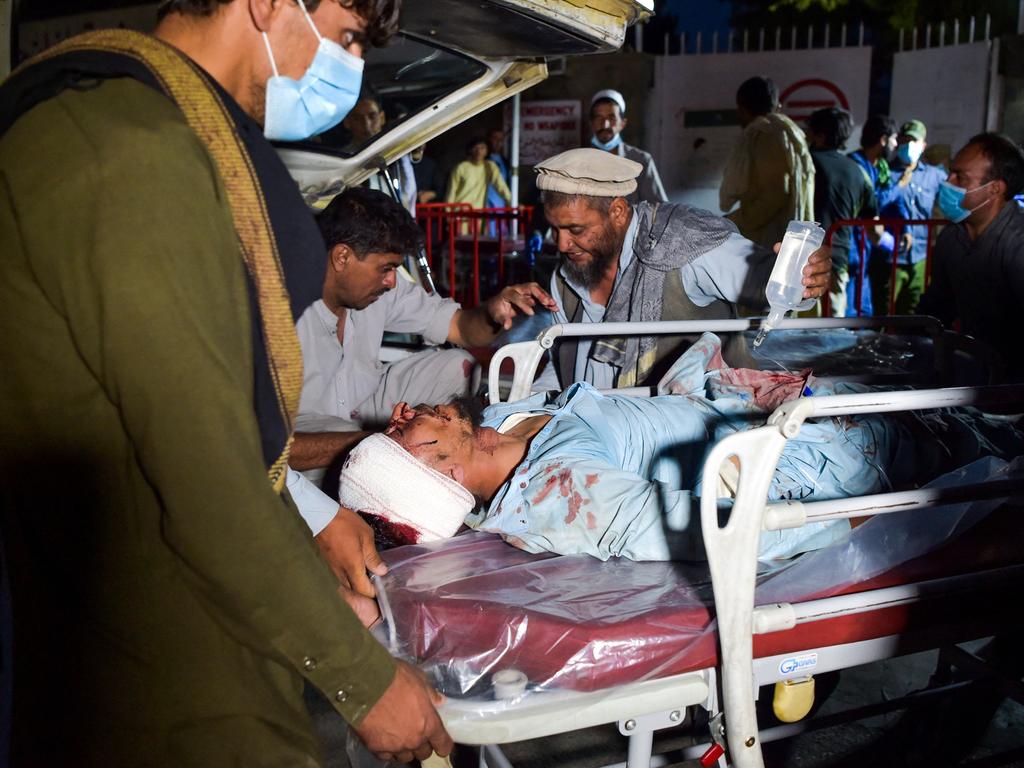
[780, 78, 852, 123]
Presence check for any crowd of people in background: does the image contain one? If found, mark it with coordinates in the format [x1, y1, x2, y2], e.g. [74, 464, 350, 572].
[337, 73, 1024, 388]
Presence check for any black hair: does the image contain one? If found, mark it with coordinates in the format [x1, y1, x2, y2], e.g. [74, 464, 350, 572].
[465, 136, 488, 155]
[355, 87, 382, 107]
[807, 107, 854, 150]
[860, 114, 897, 149]
[735, 76, 778, 117]
[965, 132, 1024, 200]
[157, 0, 400, 47]
[589, 98, 623, 119]
[540, 190, 614, 214]
[317, 187, 423, 259]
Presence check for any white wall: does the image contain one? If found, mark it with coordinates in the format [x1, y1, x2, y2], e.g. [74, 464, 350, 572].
[890, 40, 995, 165]
[649, 46, 872, 211]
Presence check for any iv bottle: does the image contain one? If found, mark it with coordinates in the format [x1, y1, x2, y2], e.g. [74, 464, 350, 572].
[753, 221, 826, 348]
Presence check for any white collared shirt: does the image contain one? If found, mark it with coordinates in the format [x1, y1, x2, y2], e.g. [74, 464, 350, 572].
[296, 279, 460, 422]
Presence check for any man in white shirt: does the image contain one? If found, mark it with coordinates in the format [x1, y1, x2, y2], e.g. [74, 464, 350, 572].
[291, 188, 554, 609]
[292, 186, 555, 504]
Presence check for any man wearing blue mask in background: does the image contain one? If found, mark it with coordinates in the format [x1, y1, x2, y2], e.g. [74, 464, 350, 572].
[0, 0, 452, 766]
[588, 88, 668, 205]
[918, 133, 1024, 383]
[870, 119, 947, 314]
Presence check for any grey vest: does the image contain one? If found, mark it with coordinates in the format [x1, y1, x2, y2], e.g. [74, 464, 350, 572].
[553, 270, 753, 389]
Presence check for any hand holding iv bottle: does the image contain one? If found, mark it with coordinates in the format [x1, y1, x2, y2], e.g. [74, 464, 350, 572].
[753, 221, 826, 348]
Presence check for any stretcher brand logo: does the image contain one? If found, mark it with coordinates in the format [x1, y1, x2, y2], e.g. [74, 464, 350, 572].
[778, 652, 818, 676]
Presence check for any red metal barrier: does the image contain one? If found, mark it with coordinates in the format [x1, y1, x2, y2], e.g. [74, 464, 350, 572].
[415, 202, 471, 282]
[415, 204, 534, 307]
[823, 217, 948, 317]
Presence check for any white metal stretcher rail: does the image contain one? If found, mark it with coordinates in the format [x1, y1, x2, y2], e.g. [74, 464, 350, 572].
[487, 315, 951, 404]
[701, 383, 1024, 768]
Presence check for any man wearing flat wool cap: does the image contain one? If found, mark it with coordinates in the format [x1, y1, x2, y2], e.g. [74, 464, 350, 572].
[533, 147, 834, 391]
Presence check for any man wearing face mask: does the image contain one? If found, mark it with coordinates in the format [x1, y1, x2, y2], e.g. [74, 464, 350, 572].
[870, 119, 948, 314]
[917, 133, 1024, 383]
[0, 1, 453, 766]
[587, 89, 668, 205]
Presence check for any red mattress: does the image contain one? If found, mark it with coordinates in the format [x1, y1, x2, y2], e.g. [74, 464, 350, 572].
[379, 509, 1024, 697]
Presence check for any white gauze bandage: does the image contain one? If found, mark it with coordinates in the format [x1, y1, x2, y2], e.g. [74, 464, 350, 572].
[337, 434, 475, 543]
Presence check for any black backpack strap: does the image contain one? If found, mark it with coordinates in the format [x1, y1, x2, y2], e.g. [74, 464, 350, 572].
[552, 272, 583, 389]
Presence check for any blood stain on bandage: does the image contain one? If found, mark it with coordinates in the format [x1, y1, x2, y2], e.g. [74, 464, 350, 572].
[585, 473, 599, 488]
[360, 512, 421, 547]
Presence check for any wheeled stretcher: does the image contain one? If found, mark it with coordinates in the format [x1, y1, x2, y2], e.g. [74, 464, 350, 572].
[373, 320, 1024, 768]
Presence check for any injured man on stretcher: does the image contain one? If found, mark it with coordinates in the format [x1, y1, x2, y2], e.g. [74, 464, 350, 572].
[338, 334, 1024, 562]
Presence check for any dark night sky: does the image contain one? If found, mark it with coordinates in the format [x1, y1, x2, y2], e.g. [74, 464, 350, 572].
[664, 0, 734, 37]
[18, 1, 156, 21]
[19, 0, 737, 27]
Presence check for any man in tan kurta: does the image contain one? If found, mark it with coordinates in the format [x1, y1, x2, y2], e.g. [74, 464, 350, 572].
[720, 76, 815, 249]
[0, 1, 451, 765]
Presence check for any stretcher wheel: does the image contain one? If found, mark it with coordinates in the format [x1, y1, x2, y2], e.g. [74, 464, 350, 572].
[773, 676, 816, 723]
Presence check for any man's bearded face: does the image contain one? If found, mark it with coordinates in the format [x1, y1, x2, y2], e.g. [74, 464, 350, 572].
[545, 198, 622, 290]
[560, 219, 619, 289]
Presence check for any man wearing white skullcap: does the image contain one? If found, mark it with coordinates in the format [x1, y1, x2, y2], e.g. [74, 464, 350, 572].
[532, 147, 833, 391]
[588, 89, 668, 204]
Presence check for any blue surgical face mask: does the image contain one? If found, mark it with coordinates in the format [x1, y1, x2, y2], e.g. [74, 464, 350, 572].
[262, 1, 363, 142]
[591, 133, 623, 152]
[938, 179, 995, 223]
[894, 140, 923, 166]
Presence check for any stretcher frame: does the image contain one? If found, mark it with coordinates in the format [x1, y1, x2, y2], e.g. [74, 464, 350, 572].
[384, 320, 1024, 767]
[699, 382, 1024, 768]
[486, 314, 984, 404]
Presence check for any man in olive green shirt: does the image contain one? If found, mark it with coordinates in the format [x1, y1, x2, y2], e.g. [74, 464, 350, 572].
[720, 76, 816, 249]
[0, 1, 451, 765]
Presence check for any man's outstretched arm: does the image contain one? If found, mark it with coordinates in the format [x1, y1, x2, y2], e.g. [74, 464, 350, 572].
[448, 282, 559, 347]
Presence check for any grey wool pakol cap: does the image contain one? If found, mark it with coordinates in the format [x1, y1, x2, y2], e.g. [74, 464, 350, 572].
[535, 147, 643, 197]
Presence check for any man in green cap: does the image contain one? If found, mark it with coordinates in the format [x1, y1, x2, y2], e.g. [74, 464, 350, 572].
[869, 118, 948, 314]
[0, 1, 451, 766]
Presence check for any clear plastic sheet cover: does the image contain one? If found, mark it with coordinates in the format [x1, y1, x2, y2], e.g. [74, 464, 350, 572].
[746, 328, 933, 376]
[375, 456, 1024, 716]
